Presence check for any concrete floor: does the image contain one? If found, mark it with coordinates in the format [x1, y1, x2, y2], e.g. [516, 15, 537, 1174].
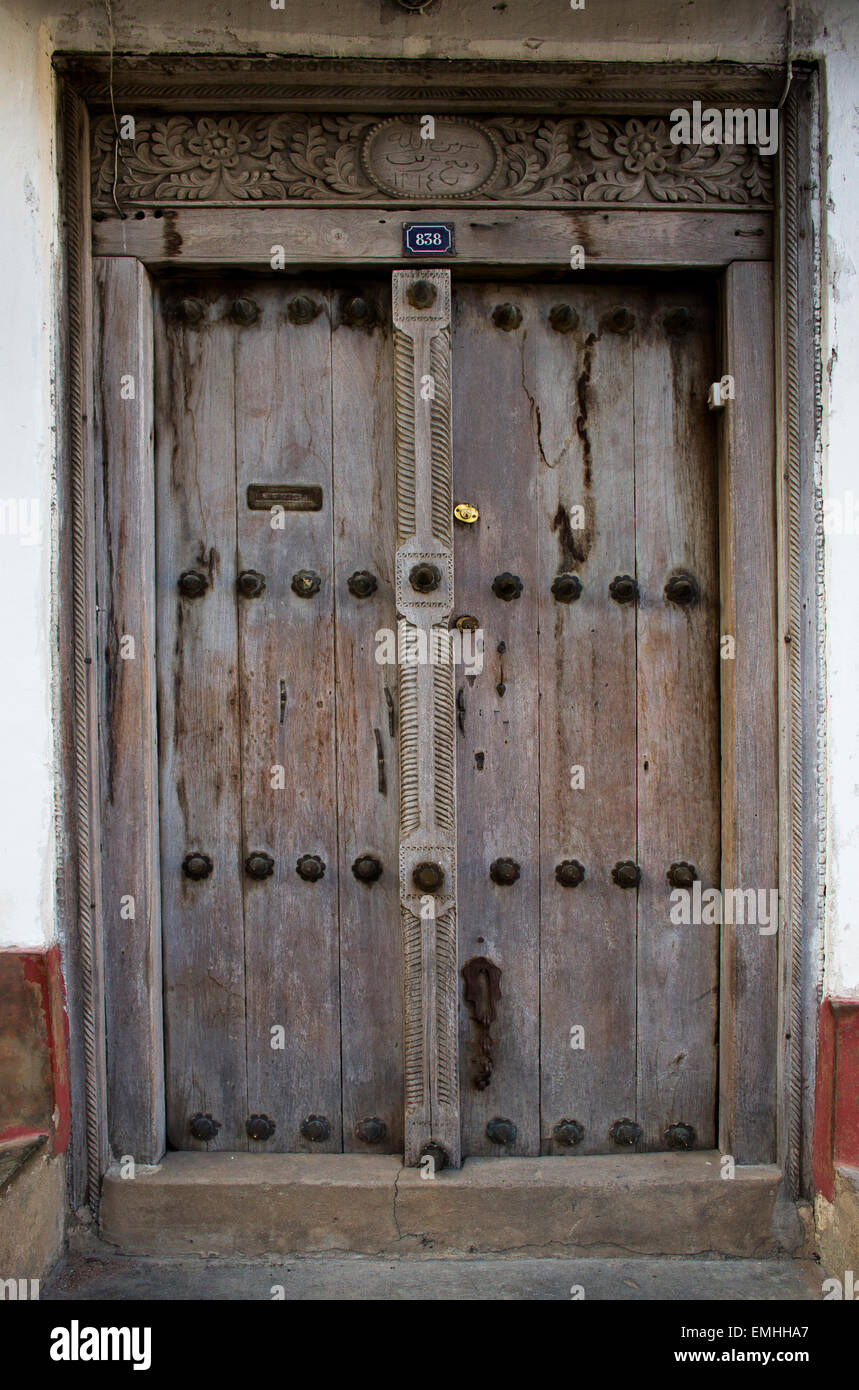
[43, 1249, 824, 1300]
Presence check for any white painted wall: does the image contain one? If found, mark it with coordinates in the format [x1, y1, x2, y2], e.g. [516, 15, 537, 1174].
[0, 0, 856, 995]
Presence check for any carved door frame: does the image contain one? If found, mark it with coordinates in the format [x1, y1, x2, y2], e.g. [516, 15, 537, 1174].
[53, 55, 824, 1210]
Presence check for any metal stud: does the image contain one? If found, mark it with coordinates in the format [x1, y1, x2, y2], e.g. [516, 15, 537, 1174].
[287, 294, 321, 325]
[486, 1117, 517, 1146]
[182, 853, 213, 881]
[245, 851, 274, 881]
[246, 1113, 276, 1141]
[490, 857, 520, 886]
[549, 304, 579, 334]
[300, 1114, 331, 1142]
[492, 302, 522, 332]
[172, 297, 205, 325]
[291, 569, 322, 598]
[409, 562, 441, 593]
[665, 1122, 696, 1150]
[296, 854, 325, 882]
[178, 570, 208, 599]
[551, 573, 583, 604]
[664, 572, 699, 606]
[667, 861, 698, 890]
[553, 1118, 585, 1148]
[237, 569, 266, 598]
[356, 1117, 387, 1145]
[342, 295, 373, 328]
[412, 861, 444, 893]
[347, 570, 377, 598]
[609, 574, 638, 605]
[664, 306, 692, 335]
[492, 572, 523, 601]
[612, 861, 641, 889]
[230, 297, 260, 326]
[610, 1118, 642, 1146]
[352, 854, 383, 884]
[555, 859, 585, 888]
[605, 306, 635, 335]
[189, 1113, 220, 1141]
[406, 279, 437, 310]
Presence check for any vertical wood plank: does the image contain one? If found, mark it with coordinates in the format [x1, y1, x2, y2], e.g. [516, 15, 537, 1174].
[155, 283, 247, 1151]
[331, 281, 403, 1153]
[634, 286, 721, 1150]
[235, 281, 342, 1153]
[718, 262, 779, 1163]
[536, 285, 638, 1155]
[94, 256, 165, 1164]
[453, 282, 540, 1157]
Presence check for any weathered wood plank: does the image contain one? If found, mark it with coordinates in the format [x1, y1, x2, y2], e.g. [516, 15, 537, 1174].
[535, 285, 638, 1156]
[235, 281, 342, 1153]
[93, 209, 773, 269]
[718, 261, 779, 1164]
[94, 257, 165, 1165]
[155, 283, 248, 1151]
[331, 280, 403, 1153]
[634, 286, 721, 1151]
[453, 282, 540, 1157]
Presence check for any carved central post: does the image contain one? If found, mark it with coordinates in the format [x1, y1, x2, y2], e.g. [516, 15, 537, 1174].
[392, 270, 459, 1169]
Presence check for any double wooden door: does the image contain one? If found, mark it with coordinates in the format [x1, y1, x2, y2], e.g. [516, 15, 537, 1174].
[155, 272, 719, 1160]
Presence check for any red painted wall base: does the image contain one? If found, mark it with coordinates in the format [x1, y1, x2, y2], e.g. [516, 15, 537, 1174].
[813, 996, 859, 1201]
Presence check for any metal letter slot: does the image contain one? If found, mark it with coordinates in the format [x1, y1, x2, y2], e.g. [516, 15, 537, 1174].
[246, 484, 323, 512]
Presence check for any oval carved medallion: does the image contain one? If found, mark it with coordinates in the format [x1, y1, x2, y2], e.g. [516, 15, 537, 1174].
[362, 117, 502, 200]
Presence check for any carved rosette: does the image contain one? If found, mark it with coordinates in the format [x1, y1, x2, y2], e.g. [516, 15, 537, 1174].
[91, 113, 774, 208]
[392, 270, 459, 1169]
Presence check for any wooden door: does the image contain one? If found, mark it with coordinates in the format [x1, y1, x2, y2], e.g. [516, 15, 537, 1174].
[155, 275, 402, 1153]
[452, 280, 720, 1157]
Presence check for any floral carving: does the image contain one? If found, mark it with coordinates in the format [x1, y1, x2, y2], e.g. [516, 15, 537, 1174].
[92, 113, 773, 208]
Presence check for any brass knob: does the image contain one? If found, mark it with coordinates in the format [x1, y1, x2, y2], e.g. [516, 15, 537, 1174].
[610, 1118, 642, 1146]
[549, 304, 579, 334]
[347, 570, 377, 599]
[246, 1113, 276, 1141]
[555, 859, 585, 888]
[189, 1112, 220, 1141]
[412, 861, 444, 893]
[492, 572, 523, 601]
[551, 573, 583, 604]
[667, 861, 698, 890]
[454, 503, 479, 524]
[609, 574, 638, 605]
[288, 295, 321, 325]
[490, 858, 520, 886]
[406, 279, 437, 310]
[296, 854, 325, 882]
[245, 851, 274, 880]
[182, 853, 213, 881]
[352, 854, 383, 884]
[356, 1117, 387, 1145]
[178, 570, 208, 599]
[664, 572, 699, 606]
[612, 861, 641, 889]
[409, 563, 441, 594]
[454, 614, 479, 631]
[492, 303, 522, 332]
[230, 297, 260, 326]
[486, 1117, 517, 1145]
[237, 569, 266, 598]
[300, 1114, 331, 1142]
[553, 1119, 585, 1147]
[665, 1122, 696, 1149]
[291, 570, 322, 598]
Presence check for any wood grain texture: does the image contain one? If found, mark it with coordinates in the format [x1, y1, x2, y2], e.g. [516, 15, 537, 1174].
[718, 261, 779, 1164]
[94, 256, 165, 1164]
[155, 284, 248, 1152]
[234, 282, 342, 1153]
[634, 286, 720, 1151]
[92, 209, 772, 270]
[534, 284, 638, 1156]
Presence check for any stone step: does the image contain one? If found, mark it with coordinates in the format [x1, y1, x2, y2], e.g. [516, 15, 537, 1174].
[100, 1152, 805, 1259]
